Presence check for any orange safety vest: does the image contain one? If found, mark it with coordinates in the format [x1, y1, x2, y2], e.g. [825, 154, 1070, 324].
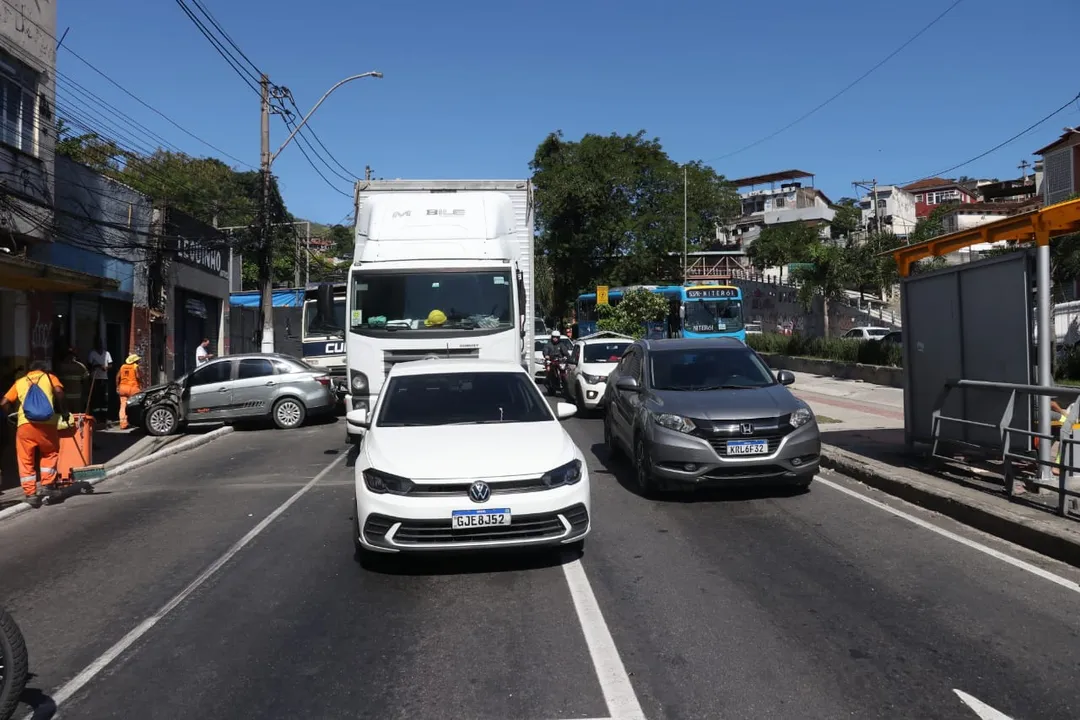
[117, 363, 140, 397]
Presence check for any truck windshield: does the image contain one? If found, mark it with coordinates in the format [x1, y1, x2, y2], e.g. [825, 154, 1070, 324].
[350, 270, 514, 333]
[302, 299, 346, 340]
[683, 300, 743, 334]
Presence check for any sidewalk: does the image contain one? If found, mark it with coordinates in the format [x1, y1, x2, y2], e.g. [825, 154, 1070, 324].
[0, 424, 191, 511]
[789, 370, 1080, 567]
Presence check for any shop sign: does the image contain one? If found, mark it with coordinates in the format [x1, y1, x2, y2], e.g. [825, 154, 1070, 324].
[175, 236, 229, 279]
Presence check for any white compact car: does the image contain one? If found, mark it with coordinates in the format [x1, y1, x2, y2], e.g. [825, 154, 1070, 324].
[564, 332, 633, 413]
[348, 358, 591, 566]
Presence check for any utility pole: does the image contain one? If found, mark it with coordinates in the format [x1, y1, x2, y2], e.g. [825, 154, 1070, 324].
[258, 74, 275, 352]
[365, 165, 372, 181]
[683, 165, 688, 285]
[253, 70, 382, 353]
[852, 179, 879, 237]
[1019, 159, 1031, 183]
[305, 221, 311, 286]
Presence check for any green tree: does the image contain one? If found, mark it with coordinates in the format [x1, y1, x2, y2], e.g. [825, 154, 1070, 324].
[327, 223, 354, 258]
[793, 242, 857, 338]
[55, 119, 125, 172]
[746, 222, 819, 272]
[596, 287, 669, 338]
[830, 197, 862, 240]
[530, 130, 739, 315]
[851, 231, 903, 299]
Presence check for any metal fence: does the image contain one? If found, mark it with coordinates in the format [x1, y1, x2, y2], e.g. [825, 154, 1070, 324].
[931, 378, 1080, 517]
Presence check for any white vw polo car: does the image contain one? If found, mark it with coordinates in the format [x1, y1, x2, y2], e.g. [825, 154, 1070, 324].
[348, 358, 591, 567]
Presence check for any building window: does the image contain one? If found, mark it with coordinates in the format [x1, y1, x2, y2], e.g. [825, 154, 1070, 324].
[0, 56, 37, 156]
[774, 196, 785, 208]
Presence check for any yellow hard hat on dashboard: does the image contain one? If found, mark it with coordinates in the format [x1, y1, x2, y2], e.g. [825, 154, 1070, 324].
[424, 309, 447, 327]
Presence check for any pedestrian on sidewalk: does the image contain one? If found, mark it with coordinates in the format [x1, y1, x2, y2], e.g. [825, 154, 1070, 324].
[0, 361, 70, 508]
[116, 354, 142, 430]
[195, 338, 213, 368]
[88, 339, 112, 426]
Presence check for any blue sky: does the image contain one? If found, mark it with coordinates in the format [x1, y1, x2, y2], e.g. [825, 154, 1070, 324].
[57, 0, 1079, 226]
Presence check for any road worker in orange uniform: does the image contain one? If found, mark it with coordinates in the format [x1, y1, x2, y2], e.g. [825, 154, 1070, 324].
[116, 354, 141, 430]
[0, 361, 69, 508]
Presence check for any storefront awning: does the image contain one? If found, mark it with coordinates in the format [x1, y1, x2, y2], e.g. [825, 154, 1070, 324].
[0, 252, 121, 292]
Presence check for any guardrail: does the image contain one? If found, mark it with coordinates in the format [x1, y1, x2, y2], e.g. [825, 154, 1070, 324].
[931, 378, 1080, 516]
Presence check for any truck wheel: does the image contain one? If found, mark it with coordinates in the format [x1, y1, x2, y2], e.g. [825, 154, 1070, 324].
[145, 406, 179, 436]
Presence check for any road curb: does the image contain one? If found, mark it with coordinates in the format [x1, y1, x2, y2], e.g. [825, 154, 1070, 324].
[820, 443, 1080, 569]
[0, 426, 235, 523]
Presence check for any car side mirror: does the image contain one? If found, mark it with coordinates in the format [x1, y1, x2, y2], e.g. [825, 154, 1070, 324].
[346, 409, 369, 428]
[615, 376, 640, 392]
[555, 402, 577, 420]
[777, 370, 795, 386]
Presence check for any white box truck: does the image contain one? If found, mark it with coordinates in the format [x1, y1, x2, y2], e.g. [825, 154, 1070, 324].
[344, 179, 535, 442]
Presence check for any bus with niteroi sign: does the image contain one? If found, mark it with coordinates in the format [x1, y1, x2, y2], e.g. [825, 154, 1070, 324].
[575, 284, 745, 343]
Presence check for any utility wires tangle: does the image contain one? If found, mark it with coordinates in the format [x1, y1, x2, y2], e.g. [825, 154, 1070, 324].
[900, 90, 1080, 186]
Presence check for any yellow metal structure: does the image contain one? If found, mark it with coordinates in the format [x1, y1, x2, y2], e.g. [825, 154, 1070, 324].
[885, 198, 1080, 277]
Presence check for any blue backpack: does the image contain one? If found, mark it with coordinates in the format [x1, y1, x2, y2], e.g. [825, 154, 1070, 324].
[23, 373, 54, 422]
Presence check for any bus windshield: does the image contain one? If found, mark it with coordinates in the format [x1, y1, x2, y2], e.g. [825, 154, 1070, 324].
[683, 300, 743, 334]
[302, 299, 346, 340]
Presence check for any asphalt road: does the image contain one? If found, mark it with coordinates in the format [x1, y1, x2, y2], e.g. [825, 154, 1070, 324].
[2, 410, 1080, 719]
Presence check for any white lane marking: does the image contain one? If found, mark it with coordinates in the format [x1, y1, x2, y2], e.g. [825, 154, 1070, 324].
[561, 558, 647, 720]
[818, 476, 1080, 594]
[954, 689, 1015, 719]
[29, 452, 349, 718]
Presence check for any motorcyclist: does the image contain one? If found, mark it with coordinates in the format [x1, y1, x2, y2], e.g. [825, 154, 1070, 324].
[543, 330, 570, 362]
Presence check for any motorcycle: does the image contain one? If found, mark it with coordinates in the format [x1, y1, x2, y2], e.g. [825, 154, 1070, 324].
[0, 607, 27, 720]
[544, 356, 567, 396]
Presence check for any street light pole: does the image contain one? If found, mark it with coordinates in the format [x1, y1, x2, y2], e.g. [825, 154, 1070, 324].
[257, 70, 383, 353]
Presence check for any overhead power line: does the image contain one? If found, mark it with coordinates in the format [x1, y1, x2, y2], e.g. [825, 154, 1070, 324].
[281, 114, 352, 198]
[898, 91, 1080, 187]
[174, 0, 261, 96]
[706, 0, 965, 163]
[186, 0, 263, 79]
[0, 0, 254, 169]
[284, 93, 359, 180]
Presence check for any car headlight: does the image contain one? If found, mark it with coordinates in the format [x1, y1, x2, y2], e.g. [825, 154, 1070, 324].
[541, 459, 583, 487]
[653, 412, 696, 434]
[350, 370, 368, 394]
[581, 372, 605, 384]
[362, 468, 414, 495]
[788, 407, 814, 428]
[127, 393, 144, 406]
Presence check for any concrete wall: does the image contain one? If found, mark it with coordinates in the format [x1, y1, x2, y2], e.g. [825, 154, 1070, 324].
[757, 352, 904, 388]
[0, 0, 56, 243]
[739, 279, 900, 338]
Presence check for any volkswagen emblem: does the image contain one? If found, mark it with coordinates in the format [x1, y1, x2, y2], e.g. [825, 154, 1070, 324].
[468, 481, 491, 503]
[740, 423, 754, 435]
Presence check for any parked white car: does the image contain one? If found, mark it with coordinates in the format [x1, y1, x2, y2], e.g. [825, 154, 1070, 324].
[348, 358, 591, 567]
[564, 331, 633, 413]
[842, 326, 890, 340]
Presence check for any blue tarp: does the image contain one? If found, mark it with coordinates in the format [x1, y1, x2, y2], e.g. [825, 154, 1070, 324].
[230, 289, 304, 308]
